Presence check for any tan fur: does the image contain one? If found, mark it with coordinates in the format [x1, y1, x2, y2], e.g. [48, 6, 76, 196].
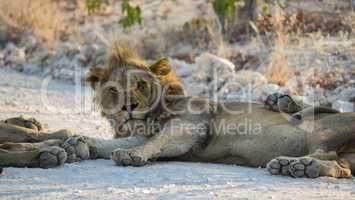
[85, 46, 184, 138]
[1, 47, 355, 179]
[150, 58, 184, 96]
[86, 46, 184, 96]
[84, 48, 355, 177]
[0, 116, 70, 168]
[71, 47, 355, 178]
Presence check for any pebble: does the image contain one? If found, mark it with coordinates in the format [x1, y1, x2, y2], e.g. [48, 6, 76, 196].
[332, 100, 354, 112]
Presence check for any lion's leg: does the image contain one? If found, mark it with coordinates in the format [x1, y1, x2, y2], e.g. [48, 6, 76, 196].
[0, 122, 72, 143]
[0, 122, 40, 143]
[2, 116, 43, 131]
[266, 143, 353, 179]
[111, 119, 205, 166]
[0, 139, 67, 168]
[289, 106, 339, 125]
[263, 93, 339, 125]
[267, 120, 355, 178]
[61, 135, 148, 163]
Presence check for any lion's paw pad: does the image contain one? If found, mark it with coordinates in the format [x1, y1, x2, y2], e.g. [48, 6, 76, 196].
[62, 136, 90, 163]
[267, 156, 321, 178]
[267, 157, 297, 176]
[289, 157, 321, 178]
[111, 149, 147, 167]
[39, 146, 67, 168]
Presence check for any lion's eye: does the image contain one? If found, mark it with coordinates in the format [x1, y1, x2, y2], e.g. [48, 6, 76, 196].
[109, 87, 118, 94]
[137, 81, 146, 91]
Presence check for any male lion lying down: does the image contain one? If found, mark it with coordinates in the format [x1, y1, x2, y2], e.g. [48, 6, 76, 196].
[1, 46, 355, 179]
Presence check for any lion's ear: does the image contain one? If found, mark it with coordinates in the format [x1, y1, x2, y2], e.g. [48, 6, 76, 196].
[85, 67, 107, 88]
[149, 58, 171, 76]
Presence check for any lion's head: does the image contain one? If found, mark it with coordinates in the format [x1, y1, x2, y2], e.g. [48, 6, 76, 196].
[86, 45, 184, 138]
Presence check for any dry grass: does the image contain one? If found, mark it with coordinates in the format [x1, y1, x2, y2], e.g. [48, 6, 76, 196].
[0, 0, 68, 47]
[261, 8, 353, 93]
[263, 8, 295, 87]
[116, 17, 225, 62]
[312, 68, 350, 90]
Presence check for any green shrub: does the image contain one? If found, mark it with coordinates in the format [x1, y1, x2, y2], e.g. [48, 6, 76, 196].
[211, 0, 244, 33]
[119, 0, 142, 29]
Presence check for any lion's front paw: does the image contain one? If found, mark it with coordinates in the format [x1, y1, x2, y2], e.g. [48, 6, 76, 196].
[39, 146, 67, 168]
[4, 115, 43, 131]
[62, 136, 90, 163]
[267, 156, 321, 178]
[111, 148, 147, 167]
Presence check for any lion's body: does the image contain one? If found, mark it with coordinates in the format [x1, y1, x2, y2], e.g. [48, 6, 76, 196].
[174, 102, 309, 166]
[0, 46, 355, 178]
[176, 103, 355, 168]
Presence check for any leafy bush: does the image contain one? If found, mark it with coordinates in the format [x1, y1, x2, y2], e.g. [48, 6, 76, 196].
[211, 0, 244, 33]
[83, 0, 266, 33]
[119, 0, 142, 28]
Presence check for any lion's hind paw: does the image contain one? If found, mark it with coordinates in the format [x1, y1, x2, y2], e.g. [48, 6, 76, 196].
[267, 156, 321, 178]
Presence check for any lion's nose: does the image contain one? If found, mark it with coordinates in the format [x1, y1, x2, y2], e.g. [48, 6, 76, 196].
[121, 103, 138, 112]
[121, 105, 128, 111]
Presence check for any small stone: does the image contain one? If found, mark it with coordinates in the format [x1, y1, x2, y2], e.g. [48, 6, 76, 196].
[262, 84, 280, 96]
[4, 42, 17, 54]
[234, 70, 268, 87]
[196, 53, 235, 81]
[171, 59, 198, 77]
[332, 100, 354, 112]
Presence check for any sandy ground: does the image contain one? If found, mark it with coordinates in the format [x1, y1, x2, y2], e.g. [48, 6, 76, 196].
[1, 69, 355, 200]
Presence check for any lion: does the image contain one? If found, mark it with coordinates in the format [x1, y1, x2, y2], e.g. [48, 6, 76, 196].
[0, 46, 185, 170]
[0, 46, 355, 179]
